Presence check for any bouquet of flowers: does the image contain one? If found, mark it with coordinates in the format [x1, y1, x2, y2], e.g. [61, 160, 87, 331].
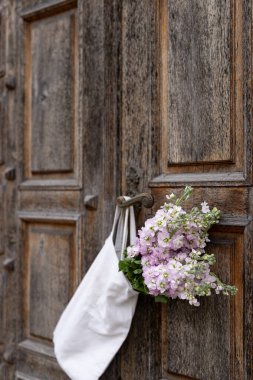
[119, 186, 237, 306]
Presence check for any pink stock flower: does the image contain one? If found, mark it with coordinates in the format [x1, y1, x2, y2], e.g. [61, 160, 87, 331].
[122, 187, 237, 306]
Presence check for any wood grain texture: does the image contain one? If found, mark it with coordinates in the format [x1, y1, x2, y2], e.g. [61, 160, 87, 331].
[152, 186, 249, 217]
[20, 190, 81, 213]
[0, 171, 4, 255]
[120, 2, 162, 379]
[120, 295, 162, 380]
[21, 0, 77, 20]
[0, 7, 5, 78]
[0, 16, 5, 362]
[21, 0, 82, 186]
[16, 347, 69, 380]
[0, 269, 4, 369]
[101, 2, 125, 378]
[20, 216, 81, 345]
[17, 0, 119, 378]
[121, 0, 153, 197]
[157, 0, 245, 178]
[1, 0, 252, 379]
[102, 0, 122, 237]
[0, 6, 5, 165]
[15, 1, 82, 378]
[162, 232, 243, 380]
[0, 96, 4, 165]
[15, 370, 42, 380]
[120, 1, 251, 377]
[28, 10, 76, 173]
[243, 0, 253, 185]
[81, 0, 118, 278]
[167, 0, 231, 165]
[25, 224, 76, 340]
[244, 219, 253, 379]
[150, 171, 247, 187]
[2, 0, 18, 378]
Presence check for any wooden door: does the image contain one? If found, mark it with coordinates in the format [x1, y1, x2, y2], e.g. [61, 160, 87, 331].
[0, 0, 119, 379]
[119, 1, 252, 380]
[0, 0, 252, 379]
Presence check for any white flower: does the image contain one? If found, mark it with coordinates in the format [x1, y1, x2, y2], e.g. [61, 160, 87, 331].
[166, 193, 175, 200]
[201, 201, 210, 213]
[127, 245, 139, 258]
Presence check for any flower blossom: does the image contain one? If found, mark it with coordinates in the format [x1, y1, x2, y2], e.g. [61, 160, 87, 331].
[122, 187, 237, 306]
[201, 201, 210, 213]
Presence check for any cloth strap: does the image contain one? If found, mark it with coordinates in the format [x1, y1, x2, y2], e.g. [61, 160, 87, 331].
[111, 197, 136, 259]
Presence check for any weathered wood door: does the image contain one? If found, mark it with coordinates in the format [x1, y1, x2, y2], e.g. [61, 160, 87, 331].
[0, 0, 252, 379]
[0, 0, 119, 379]
[119, 1, 251, 380]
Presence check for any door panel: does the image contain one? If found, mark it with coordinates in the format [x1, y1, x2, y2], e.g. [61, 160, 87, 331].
[21, 1, 81, 187]
[1, 0, 252, 379]
[166, 0, 234, 166]
[161, 228, 244, 380]
[121, 1, 252, 379]
[21, 219, 80, 342]
[27, 9, 76, 174]
[15, 1, 82, 378]
[0, 0, 118, 378]
[157, 0, 245, 180]
[1, 0, 19, 378]
[0, 1, 5, 374]
[0, 5, 4, 166]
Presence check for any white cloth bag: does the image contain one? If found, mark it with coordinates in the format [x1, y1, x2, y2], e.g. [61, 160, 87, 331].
[53, 202, 138, 380]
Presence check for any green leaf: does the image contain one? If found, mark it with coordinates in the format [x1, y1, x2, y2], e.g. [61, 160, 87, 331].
[154, 295, 168, 303]
[133, 269, 142, 274]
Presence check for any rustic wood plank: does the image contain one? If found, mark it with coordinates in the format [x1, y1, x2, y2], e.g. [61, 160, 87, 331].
[0, 269, 4, 368]
[103, 0, 121, 237]
[157, 0, 245, 178]
[20, 0, 83, 187]
[18, 340, 55, 358]
[16, 348, 70, 380]
[0, 96, 4, 165]
[0, 171, 4, 255]
[2, 0, 252, 379]
[162, 231, 243, 380]
[166, 0, 231, 165]
[15, 370, 43, 380]
[25, 223, 76, 340]
[100, 2, 124, 378]
[0, 5, 5, 165]
[3, 0, 18, 378]
[245, 219, 253, 379]
[21, 0, 77, 20]
[24, 9, 76, 174]
[120, 295, 162, 380]
[81, 0, 107, 272]
[15, 1, 83, 377]
[120, 2, 161, 379]
[20, 190, 81, 213]
[150, 171, 246, 186]
[243, 0, 253, 185]
[0, 6, 5, 79]
[152, 187, 249, 218]
[121, 0, 153, 197]
[20, 179, 81, 189]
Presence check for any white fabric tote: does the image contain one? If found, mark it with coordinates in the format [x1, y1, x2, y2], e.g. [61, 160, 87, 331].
[53, 201, 138, 380]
